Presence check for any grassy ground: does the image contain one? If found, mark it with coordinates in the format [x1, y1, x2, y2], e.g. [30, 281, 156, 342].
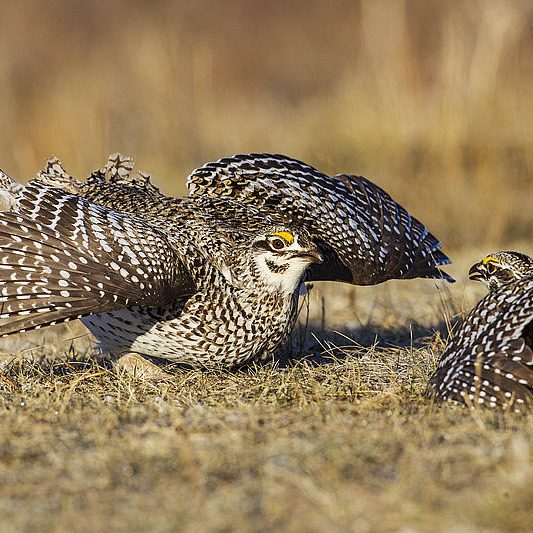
[0, 250, 531, 532]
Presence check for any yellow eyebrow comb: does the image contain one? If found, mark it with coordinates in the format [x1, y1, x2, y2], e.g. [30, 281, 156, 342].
[272, 231, 294, 244]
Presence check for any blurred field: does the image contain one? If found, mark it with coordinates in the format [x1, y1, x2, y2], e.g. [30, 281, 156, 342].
[0, 0, 532, 247]
[0, 1, 532, 531]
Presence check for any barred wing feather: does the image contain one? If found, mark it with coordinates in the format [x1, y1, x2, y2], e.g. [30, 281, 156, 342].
[0, 184, 195, 335]
[187, 153, 452, 285]
[427, 277, 533, 412]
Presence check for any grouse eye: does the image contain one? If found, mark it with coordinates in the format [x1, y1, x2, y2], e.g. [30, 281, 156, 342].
[269, 237, 286, 251]
[486, 262, 497, 273]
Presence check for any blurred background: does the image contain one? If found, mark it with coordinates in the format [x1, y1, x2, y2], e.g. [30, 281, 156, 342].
[0, 0, 532, 249]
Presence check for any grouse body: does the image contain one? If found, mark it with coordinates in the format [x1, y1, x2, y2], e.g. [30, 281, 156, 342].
[0, 153, 452, 368]
[428, 252, 533, 411]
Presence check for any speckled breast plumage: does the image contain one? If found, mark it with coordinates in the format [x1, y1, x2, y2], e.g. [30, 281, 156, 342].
[81, 261, 301, 368]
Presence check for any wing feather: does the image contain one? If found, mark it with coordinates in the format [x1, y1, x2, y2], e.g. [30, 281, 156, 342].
[427, 277, 533, 411]
[0, 184, 195, 336]
[187, 153, 453, 285]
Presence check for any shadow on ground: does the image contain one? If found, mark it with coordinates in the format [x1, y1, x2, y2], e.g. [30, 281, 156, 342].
[0, 317, 457, 374]
[277, 318, 455, 367]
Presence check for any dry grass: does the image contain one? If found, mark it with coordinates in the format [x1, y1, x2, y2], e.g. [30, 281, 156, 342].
[1, 352, 531, 532]
[1, 254, 532, 532]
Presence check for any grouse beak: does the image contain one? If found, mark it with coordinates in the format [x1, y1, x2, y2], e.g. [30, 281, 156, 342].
[468, 263, 484, 282]
[293, 248, 323, 264]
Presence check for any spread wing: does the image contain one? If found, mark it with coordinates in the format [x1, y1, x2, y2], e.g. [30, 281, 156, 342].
[0, 184, 195, 336]
[187, 153, 452, 285]
[427, 277, 533, 412]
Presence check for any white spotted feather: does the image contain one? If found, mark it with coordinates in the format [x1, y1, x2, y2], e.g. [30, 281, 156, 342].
[427, 276, 533, 411]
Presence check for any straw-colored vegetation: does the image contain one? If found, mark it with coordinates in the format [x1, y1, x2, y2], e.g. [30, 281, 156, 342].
[1, 1, 533, 247]
[0, 1, 532, 531]
[0, 353, 532, 532]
